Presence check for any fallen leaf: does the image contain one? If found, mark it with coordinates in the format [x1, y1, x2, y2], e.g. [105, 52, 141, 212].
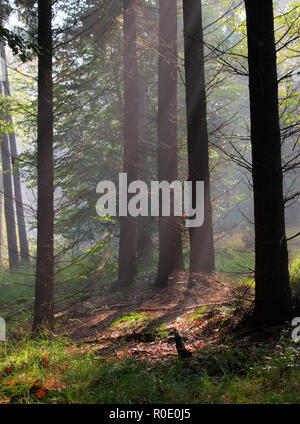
[35, 388, 47, 399]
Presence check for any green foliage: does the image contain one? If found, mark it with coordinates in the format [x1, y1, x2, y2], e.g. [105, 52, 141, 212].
[290, 250, 300, 287]
[187, 306, 209, 322]
[215, 234, 255, 282]
[110, 313, 151, 330]
[0, 26, 40, 62]
[0, 335, 300, 404]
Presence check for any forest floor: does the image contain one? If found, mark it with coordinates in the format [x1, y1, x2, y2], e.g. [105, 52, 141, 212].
[1, 231, 300, 404]
[55, 271, 234, 344]
[1, 268, 300, 404]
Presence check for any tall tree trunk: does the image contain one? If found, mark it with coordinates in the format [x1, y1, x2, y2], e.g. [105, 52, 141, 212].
[0, 42, 19, 270]
[33, 0, 54, 332]
[118, 0, 138, 284]
[155, 0, 184, 288]
[183, 0, 215, 275]
[0, 173, 2, 258]
[137, 74, 153, 267]
[245, 0, 292, 324]
[1, 44, 30, 263]
[0, 118, 19, 270]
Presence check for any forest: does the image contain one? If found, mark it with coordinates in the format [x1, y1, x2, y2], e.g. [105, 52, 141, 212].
[0, 0, 299, 407]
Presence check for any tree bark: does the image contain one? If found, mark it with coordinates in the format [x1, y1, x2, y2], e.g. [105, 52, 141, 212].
[245, 0, 292, 324]
[33, 0, 54, 332]
[0, 173, 3, 258]
[1, 44, 30, 263]
[118, 0, 139, 284]
[137, 74, 153, 267]
[155, 0, 184, 288]
[0, 42, 19, 270]
[183, 0, 215, 275]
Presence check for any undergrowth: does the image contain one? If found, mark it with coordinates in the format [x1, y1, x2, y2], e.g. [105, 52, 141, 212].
[0, 333, 300, 404]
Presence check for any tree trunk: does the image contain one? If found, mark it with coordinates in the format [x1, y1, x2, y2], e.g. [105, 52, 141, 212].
[33, 0, 54, 332]
[0, 43, 19, 270]
[182, 0, 215, 275]
[1, 44, 30, 263]
[0, 173, 2, 258]
[118, 0, 138, 284]
[137, 74, 153, 267]
[245, 0, 292, 324]
[156, 0, 184, 288]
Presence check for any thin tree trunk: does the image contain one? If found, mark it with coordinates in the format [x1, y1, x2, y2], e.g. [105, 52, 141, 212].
[118, 0, 139, 284]
[0, 43, 19, 270]
[33, 0, 54, 332]
[245, 0, 292, 324]
[155, 0, 184, 288]
[0, 121, 19, 269]
[1, 44, 30, 263]
[0, 173, 2, 258]
[137, 74, 153, 267]
[182, 0, 215, 275]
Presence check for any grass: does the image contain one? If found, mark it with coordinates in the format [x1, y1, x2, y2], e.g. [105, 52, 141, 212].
[215, 233, 255, 283]
[187, 306, 209, 322]
[0, 231, 300, 404]
[291, 254, 300, 286]
[110, 313, 151, 330]
[0, 334, 300, 404]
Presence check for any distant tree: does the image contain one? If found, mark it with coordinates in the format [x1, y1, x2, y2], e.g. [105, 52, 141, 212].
[118, 0, 139, 284]
[0, 45, 19, 270]
[33, 0, 54, 332]
[245, 0, 292, 324]
[1, 44, 30, 263]
[137, 73, 153, 266]
[155, 0, 184, 288]
[182, 0, 215, 276]
[136, 0, 155, 267]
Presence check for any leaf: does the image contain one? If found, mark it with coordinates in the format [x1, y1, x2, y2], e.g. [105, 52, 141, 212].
[35, 388, 47, 399]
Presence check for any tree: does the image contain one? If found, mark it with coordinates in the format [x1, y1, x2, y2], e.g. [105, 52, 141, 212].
[33, 0, 54, 332]
[155, 0, 184, 288]
[118, 0, 139, 284]
[182, 0, 215, 275]
[0, 43, 19, 270]
[136, 0, 155, 267]
[1, 44, 30, 263]
[245, 0, 292, 324]
[137, 73, 153, 267]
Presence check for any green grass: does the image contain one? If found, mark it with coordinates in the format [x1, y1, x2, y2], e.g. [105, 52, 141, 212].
[215, 234, 255, 282]
[290, 252, 300, 287]
[109, 313, 151, 330]
[0, 334, 300, 404]
[187, 306, 209, 322]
